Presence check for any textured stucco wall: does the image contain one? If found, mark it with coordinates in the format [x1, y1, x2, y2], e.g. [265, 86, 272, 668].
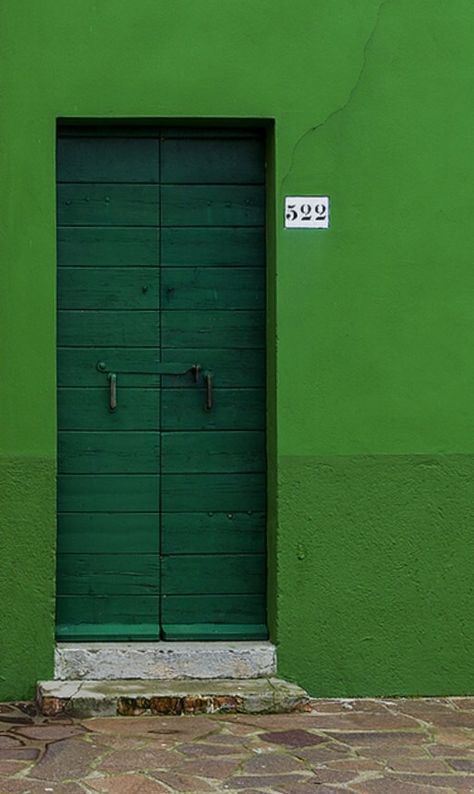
[0, 460, 56, 699]
[1, 0, 473, 698]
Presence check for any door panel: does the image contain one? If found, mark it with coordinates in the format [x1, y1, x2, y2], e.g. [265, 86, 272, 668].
[58, 389, 158, 430]
[58, 184, 159, 226]
[57, 135, 161, 640]
[57, 554, 159, 595]
[161, 388, 264, 430]
[57, 137, 159, 182]
[58, 268, 159, 310]
[58, 227, 159, 266]
[161, 512, 266, 555]
[58, 474, 159, 512]
[57, 127, 267, 641]
[161, 185, 264, 226]
[58, 432, 160, 474]
[162, 310, 264, 349]
[161, 431, 265, 474]
[58, 513, 159, 554]
[161, 137, 264, 183]
[161, 228, 264, 266]
[58, 348, 162, 387]
[57, 310, 160, 347]
[162, 267, 265, 311]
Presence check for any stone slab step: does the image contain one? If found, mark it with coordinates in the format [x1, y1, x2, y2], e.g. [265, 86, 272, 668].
[55, 641, 276, 681]
[37, 677, 309, 718]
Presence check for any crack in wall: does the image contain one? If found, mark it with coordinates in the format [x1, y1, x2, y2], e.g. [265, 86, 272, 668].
[282, 0, 391, 188]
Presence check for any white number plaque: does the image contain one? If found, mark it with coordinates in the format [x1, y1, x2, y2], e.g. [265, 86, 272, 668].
[285, 196, 330, 228]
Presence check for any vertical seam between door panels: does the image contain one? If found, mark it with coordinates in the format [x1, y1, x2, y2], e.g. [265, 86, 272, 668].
[158, 130, 163, 636]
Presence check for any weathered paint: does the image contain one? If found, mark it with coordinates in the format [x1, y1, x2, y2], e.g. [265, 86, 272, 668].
[1, 0, 473, 698]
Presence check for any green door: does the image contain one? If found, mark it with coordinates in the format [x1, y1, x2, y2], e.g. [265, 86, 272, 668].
[56, 126, 267, 641]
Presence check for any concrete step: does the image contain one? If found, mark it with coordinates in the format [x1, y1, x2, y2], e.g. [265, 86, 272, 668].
[37, 677, 310, 718]
[54, 641, 276, 681]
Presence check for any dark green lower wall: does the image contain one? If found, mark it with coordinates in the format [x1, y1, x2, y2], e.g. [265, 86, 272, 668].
[0, 459, 55, 700]
[2, 454, 473, 699]
[277, 454, 474, 697]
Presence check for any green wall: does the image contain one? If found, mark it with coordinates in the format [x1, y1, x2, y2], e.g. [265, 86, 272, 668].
[1, 0, 473, 698]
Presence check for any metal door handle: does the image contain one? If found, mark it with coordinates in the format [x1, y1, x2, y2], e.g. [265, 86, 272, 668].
[97, 361, 201, 377]
[204, 372, 213, 411]
[108, 373, 117, 411]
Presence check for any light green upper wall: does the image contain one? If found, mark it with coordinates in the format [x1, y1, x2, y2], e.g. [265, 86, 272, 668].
[2, 0, 473, 457]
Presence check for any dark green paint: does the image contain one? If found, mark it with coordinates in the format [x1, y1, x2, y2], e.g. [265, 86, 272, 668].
[57, 137, 160, 182]
[162, 389, 265, 430]
[161, 512, 266, 555]
[57, 553, 159, 595]
[162, 268, 265, 310]
[161, 555, 265, 595]
[58, 513, 159, 554]
[161, 474, 266, 512]
[161, 228, 265, 267]
[58, 228, 159, 267]
[278, 455, 474, 696]
[58, 268, 160, 310]
[161, 186, 265, 227]
[58, 184, 160, 226]
[56, 128, 267, 641]
[58, 432, 161, 474]
[58, 311, 160, 347]
[58, 475, 159, 512]
[161, 431, 265, 474]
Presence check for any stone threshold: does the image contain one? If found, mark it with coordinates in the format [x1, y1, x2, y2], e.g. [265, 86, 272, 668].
[55, 640, 276, 681]
[37, 677, 309, 717]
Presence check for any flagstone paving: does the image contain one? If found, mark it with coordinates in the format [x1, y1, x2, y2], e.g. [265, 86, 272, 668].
[0, 698, 474, 792]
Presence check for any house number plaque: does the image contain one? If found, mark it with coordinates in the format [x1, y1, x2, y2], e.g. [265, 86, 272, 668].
[285, 196, 330, 228]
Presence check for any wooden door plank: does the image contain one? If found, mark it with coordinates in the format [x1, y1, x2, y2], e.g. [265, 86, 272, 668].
[162, 310, 264, 349]
[58, 431, 160, 474]
[56, 594, 159, 640]
[57, 347, 265, 388]
[56, 622, 160, 641]
[58, 475, 159, 512]
[161, 228, 264, 266]
[161, 267, 264, 310]
[58, 388, 158, 430]
[161, 185, 264, 227]
[57, 553, 159, 595]
[162, 554, 265, 595]
[58, 227, 159, 266]
[58, 268, 159, 310]
[57, 137, 159, 182]
[58, 184, 159, 226]
[162, 623, 268, 640]
[58, 348, 162, 387]
[58, 310, 160, 347]
[161, 348, 265, 389]
[161, 593, 266, 629]
[161, 511, 265, 554]
[57, 129, 162, 642]
[58, 513, 159, 554]
[161, 388, 264, 430]
[161, 138, 264, 184]
[161, 431, 265, 474]
[162, 473, 265, 512]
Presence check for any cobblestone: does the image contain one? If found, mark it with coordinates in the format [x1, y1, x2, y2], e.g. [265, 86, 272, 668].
[0, 698, 473, 792]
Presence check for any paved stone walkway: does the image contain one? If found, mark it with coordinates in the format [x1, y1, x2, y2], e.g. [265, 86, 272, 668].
[1, 698, 474, 793]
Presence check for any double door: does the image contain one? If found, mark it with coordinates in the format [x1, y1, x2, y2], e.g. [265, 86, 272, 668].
[56, 126, 267, 641]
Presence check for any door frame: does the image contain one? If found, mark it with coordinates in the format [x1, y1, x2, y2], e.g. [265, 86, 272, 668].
[55, 116, 277, 644]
